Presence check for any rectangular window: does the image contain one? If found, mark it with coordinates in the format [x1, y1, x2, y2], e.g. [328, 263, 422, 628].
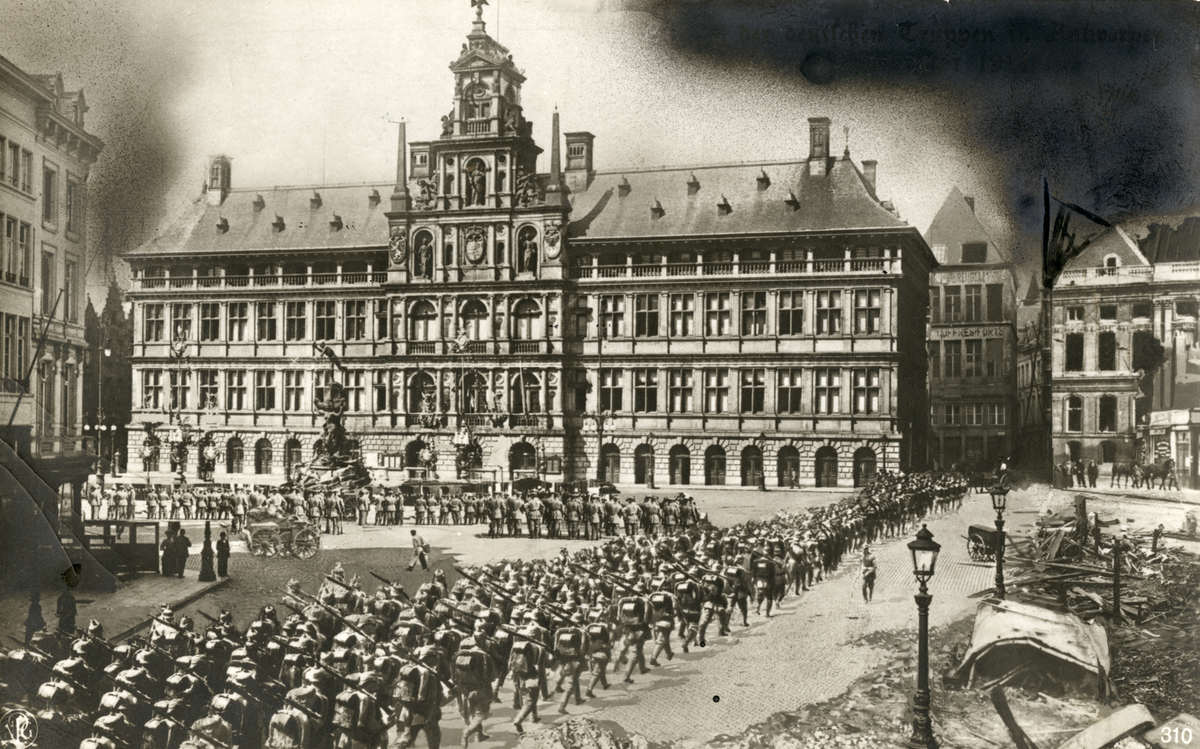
[965, 339, 982, 377]
[284, 370, 305, 411]
[854, 289, 881, 334]
[63, 257, 79, 322]
[814, 368, 841, 414]
[740, 292, 767, 336]
[987, 284, 1003, 322]
[964, 403, 983, 426]
[816, 290, 841, 334]
[255, 370, 276, 410]
[929, 287, 940, 324]
[929, 340, 941, 379]
[171, 303, 192, 340]
[599, 368, 623, 411]
[20, 151, 31, 193]
[1065, 333, 1084, 371]
[705, 292, 731, 336]
[344, 300, 366, 340]
[987, 404, 1007, 426]
[197, 369, 218, 410]
[16, 318, 28, 392]
[42, 166, 57, 223]
[285, 302, 307, 341]
[345, 371, 365, 411]
[227, 302, 248, 341]
[852, 368, 880, 414]
[143, 304, 164, 341]
[225, 370, 247, 410]
[945, 404, 961, 425]
[634, 294, 659, 337]
[374, 370, 390, 411]
[1098, 331, 1117, 371]
[199, 303, 220, 341]
[66, 180, 81, 234]
[256, 302, 278, 341]
[1067, 398, 1082, 431]
[633, 368, 658, 412]
[315, 300, 336, 341]
[1100, 304, 1117, 321]
[668, 293, 694, 337]
[961, 242, 987, 263]
[703, 368, 729, 413]
[739, 368, 765, 413]
[6, 142, 18, 187]
[777, 368, 803, 413]
[986, 338, 1004, 377]
[1067, 306, 1084, 322]
[142, 370, 162, 409]
[778, 291, 804, 335]
[598, 295, 624, 338]
[313, 369, 332, 407]
[169, 370, 190, 411]
[945, 340, 962, 377]
[1, 316, 12, 391]
[944, 286, 962, 322]
[18, 224, 30, 283]
[3, 218, 14, 278]
[964, 285, 982, 322]
[668, 369, 693, 413]
[40, 250, 55, 315]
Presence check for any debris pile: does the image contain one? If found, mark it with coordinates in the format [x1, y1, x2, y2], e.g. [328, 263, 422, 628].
[515, 718, 660, 749]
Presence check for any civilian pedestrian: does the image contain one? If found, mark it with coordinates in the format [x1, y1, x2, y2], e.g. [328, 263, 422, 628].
[175, 529, 192, 578]
[407, 529, 429, 571]
[217, 531, 230, 577]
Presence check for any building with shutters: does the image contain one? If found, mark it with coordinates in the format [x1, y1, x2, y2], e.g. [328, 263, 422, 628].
[122, 7, 936, 490]
[1050, 218, 1200, 482]
[0, 55, 103, 514]
[923, 188, 1017, 471]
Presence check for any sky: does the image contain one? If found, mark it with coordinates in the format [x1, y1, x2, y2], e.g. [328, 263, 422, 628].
[3, 0, 1196, 307]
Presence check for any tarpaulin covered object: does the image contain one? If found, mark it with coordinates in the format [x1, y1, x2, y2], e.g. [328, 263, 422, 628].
[955, 599, 1111, 697]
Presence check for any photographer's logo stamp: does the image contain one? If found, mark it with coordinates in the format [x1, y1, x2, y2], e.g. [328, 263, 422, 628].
[0, 707, 38, 748]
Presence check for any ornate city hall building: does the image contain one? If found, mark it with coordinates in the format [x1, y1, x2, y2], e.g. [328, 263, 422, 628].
[124, 9, 936, 489]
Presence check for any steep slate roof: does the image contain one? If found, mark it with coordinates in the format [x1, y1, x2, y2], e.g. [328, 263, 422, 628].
[923, 186, 1009, 264]
[566, 154, 907, 241]
[1136, 216, 1200, 263]
[1062, 225, 1150, 271]
[127, 183, 394, 257]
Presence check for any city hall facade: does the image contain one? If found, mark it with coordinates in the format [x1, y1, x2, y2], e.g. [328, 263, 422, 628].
[123, 11, 936, 490]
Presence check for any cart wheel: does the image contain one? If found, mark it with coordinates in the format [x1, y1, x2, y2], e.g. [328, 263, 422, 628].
[292, 527, 320, 560]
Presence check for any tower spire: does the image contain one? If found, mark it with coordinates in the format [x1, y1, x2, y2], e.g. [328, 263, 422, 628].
[391, 119, 410, 211]
[550, 108, 561, 184]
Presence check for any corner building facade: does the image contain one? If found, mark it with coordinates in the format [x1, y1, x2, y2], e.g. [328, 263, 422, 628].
[124, 13, 935, 489]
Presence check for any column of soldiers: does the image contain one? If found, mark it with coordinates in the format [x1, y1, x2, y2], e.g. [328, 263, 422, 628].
[7, 470, 967, 748]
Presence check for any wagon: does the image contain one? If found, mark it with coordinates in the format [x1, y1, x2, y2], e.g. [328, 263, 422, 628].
[242, 515, 321, 559]
[967, 524, 1002, 562]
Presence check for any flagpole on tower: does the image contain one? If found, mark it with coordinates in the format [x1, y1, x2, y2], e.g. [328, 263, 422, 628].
[1042, 177, 1054, 484]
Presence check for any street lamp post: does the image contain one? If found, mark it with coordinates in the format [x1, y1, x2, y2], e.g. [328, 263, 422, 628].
[756, 432, 767, 491]
[907, 524, 941, 749]
[990, 488, 1008, 599]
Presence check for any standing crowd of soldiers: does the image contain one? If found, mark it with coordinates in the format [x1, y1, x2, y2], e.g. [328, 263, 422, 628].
[2, 469, 968, 748]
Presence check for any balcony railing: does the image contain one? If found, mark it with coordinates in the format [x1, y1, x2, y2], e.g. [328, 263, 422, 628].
[464, 118, 491, 135]
[1057, 262, 1199, 286]
[572, 258, 899, 280]
[408, 342, 436, 355]
[134, 271, 385, 291]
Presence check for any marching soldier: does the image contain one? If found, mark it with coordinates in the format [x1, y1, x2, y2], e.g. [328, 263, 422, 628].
[583, 611, 612, 698]
[552, 611, 587, 713]
[452, 635, 494, 746]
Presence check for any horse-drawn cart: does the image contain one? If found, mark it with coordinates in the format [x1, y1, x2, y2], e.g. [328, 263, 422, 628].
[967, 524, 1002, 562]
[242, 511, 321, 559]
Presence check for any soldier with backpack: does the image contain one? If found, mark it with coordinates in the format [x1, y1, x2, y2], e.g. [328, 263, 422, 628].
[507, 627, 548, 734]
[552, 611, 588, 713]
[393, 648, 443, 749]
[751, 552, 778, 618]
[584, 611, 613, 698]
[697, 570, 728, 646]
[616, 583, 651, 683]
[332, 671, 388, 748]
[647, 586, 676, 666]
[452, 636, 494, 746]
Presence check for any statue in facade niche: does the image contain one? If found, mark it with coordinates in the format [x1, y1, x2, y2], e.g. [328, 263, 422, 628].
[414, 234, 434, 279]
[441, 110, 455, 137]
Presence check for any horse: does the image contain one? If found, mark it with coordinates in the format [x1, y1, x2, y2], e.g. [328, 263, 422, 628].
[1140, 458, 1179, 490]
[1110, 462, 1138, 489]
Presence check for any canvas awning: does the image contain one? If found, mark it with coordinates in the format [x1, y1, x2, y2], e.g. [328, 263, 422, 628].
[955, 599, 1111, 697]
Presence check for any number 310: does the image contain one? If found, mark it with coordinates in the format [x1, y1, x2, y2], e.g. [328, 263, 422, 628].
[1162, 726, 1194, 745]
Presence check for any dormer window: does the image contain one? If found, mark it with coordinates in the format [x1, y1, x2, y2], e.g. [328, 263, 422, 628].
[687, 173, 700, 196]
[253, 194, 266, 212]
[650, 199, 665, 220]
[717, 195, 732, 216]
[272, 215, 285, 232]
[216, 217, 229, 233]
[757, 170, 770, 191]
[310, 191, 322, 210]
[960, 242, 987, 264]
[329, 214, 343, 231]
[568, 143, 585, 159]
[618, 176, 631, 198]
[1102, 254, 1120, 275]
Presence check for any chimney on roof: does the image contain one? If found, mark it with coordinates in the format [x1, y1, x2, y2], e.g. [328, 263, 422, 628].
[964, 195, 975, 213]
[807, 117, 830, 177]
[391, 119, 410, 212]
[206, 155, 231, 206]
[861, 160, 877, 196]
[564, 130, 595, 193]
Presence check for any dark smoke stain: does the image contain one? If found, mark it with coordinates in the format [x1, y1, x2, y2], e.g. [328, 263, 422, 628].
[648, 0, 1200, 265]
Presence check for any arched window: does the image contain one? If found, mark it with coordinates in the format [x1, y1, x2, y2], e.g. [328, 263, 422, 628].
[740, 445, 762, 486]
[460, 299, 488, 341]
[1102, 254, 1120, 275]
[704, 445, 726, 486]
[284, 438, 303, 479]
[510, 371, 541, 414]
[516, 226, 538, 274]
[225, 437, 243, 474]
[409, 371, 435, 414]
[1066, 395, 1083, 432]
[599, 443, 620, 483]
[634, 444, 654, 484]
[777, 445, 799, 488]
[815, 445, 838, 488]
[405, 439, 428, 468]
[460, 371, 488, 414]
[512, 299, 541, 340]
[510, 442, 536, 472]
[254, 438, 273, 475]
[409, 300, 438, 341]
[853, 447, 877, 487]
[669, 444, 691, 485]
